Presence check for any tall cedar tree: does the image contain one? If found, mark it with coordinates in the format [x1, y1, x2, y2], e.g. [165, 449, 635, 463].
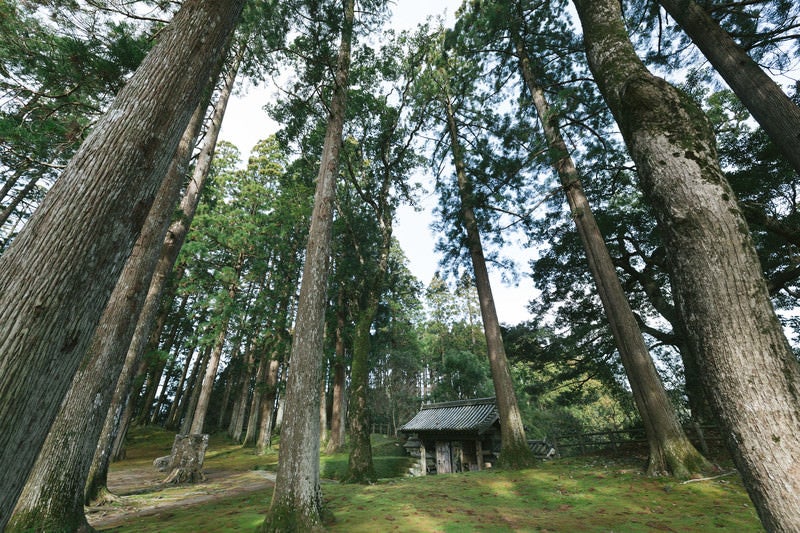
[432, 36, 535, 469]
[461, 0, 710, 476]
[0, 2, 245, 525]
[7, 93, 213, 532]
[85, 50, 244, 505]
[339, 32, 425, 483]
[574, 0, 800, 529]
[262, 0, 354, 529]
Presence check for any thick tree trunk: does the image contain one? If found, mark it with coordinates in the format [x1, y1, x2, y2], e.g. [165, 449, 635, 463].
[343, 305, 378, 483]
[574, 0, 800, 529]
[93, 35, 245, 506]
[512, 25, 709, 477]
[0, 2, 244, 524]
[7, 96, 212, 532]
[441, 91, 534, 469]
[324, 302, 348, 454]
[658, 0, 800, 175]
[262, 1, 354, 530]
[162, 434, 209, 484]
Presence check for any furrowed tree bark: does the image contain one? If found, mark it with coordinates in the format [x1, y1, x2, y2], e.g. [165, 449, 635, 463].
[7, 96, 211, 531]
[658, 0, 800, 175]
[574, 0, 800, 529]
[84, 51, 242, 504]
[262, 0, 354, 529]
[0, 2, 244, 524]
[441, 85, 534, 469]
[509, 16, 709, 477]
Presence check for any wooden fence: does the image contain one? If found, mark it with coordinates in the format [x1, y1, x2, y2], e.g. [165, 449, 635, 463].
[371, 422, 393, 436]
[549, 425, 723, 457]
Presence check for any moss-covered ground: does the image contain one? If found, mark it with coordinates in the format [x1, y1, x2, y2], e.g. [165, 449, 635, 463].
[90, 426, 763, 532]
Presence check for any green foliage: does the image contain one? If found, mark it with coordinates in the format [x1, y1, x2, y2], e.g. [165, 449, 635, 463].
[628, 0, 799, 73]
[0, 0, 154, 247]
[419, 273, 494, 402]
[505, 322, 638, 438]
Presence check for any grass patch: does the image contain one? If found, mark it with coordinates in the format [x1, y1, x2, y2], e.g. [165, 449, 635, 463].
[321, 435, 414, 480]
[101, 492, 268, 532]
[95, 427, 763, 532]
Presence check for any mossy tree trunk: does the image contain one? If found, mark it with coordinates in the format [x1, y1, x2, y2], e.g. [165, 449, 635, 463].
[343, 303, 378, 483]
[261, 0, 354, 529]
[574, 0, 800, 529]
[7, 66, 219, 532]
[508, 11, 709, 477]
[0, 0, 245, 513]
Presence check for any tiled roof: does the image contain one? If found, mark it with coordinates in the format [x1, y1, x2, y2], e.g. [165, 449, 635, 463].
[399, 397, 498, 434]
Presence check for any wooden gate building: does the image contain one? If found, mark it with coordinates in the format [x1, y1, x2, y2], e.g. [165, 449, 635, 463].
[399, 397, 500, 475]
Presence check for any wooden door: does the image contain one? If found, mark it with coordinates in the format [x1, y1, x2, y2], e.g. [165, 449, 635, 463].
[435, 441, 451, 474]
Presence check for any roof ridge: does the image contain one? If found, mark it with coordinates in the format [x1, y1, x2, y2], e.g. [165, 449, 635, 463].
[420, 396, 496, 410]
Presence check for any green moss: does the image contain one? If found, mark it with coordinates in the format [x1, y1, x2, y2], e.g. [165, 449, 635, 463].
[260, 499, 326, 533]
[7, 509, 94, 533]
[497, 441, 538, 470]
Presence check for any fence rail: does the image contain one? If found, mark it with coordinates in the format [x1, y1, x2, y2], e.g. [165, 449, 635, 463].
[550, 425, 723, 456]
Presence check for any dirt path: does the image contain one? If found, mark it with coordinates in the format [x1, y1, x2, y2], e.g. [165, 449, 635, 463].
[86, 464, 276, 529]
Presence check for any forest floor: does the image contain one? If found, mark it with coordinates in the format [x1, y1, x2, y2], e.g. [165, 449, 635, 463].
[86, 426, 764, 532]
[86, 427, 279, 529]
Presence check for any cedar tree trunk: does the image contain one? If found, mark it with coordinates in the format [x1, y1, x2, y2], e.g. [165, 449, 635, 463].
[262, 0, 354, 530]
[658, 0, 800, 175]
[511, 22, 709, 477]
[574, 0, 800, 529]
[7, 96, 211, 531]
[442, 88, 534, 469]
[0, 2, 244, 525]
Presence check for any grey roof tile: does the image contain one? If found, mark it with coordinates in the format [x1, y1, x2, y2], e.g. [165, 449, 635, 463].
[399, 397, 498, 434]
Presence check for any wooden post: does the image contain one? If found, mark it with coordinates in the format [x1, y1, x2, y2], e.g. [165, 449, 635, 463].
[475, 439, 483, 471]
[420, 441, 427, 476]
